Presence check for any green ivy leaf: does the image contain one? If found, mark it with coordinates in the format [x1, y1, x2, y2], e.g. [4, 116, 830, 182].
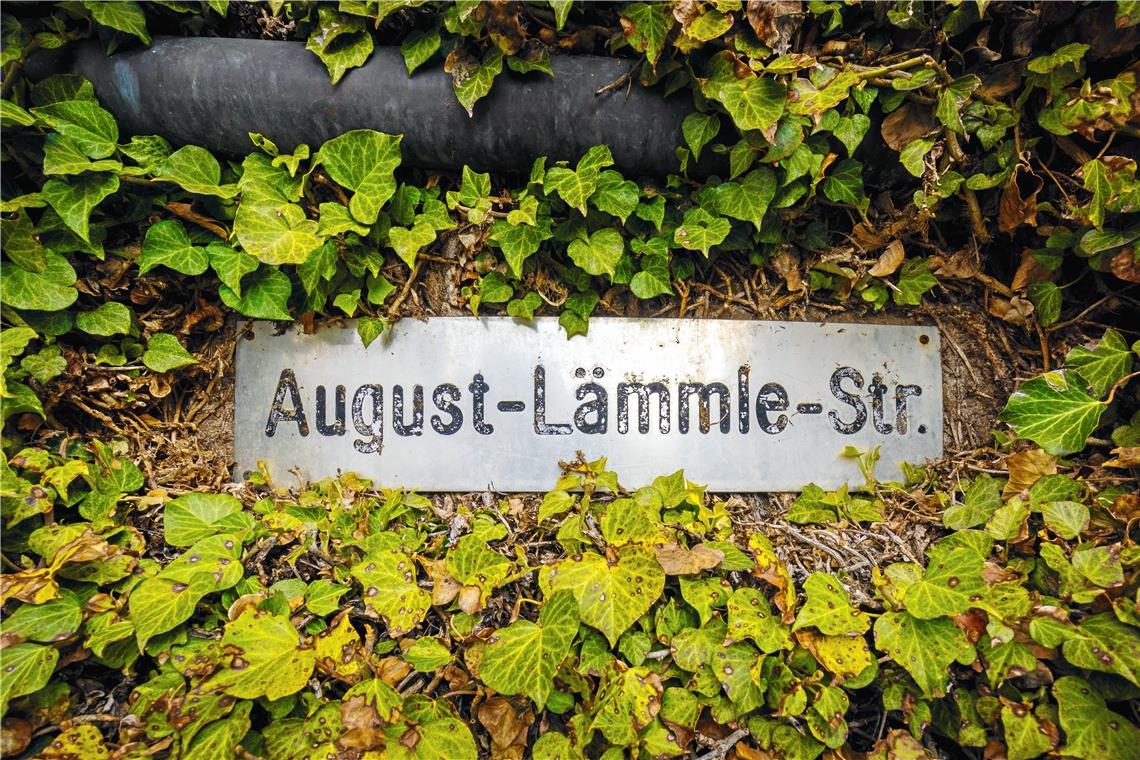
[902, 547, 987, 619]
[401, 27, 441, 74]
[1064, 329, 1133, 398]
[316, 130, 403, 225]
[41, 174, 119, 242]
[404, 638, 452, 672]
[154, 145, 236, 198]
[82, 1, 151, 44]
[142, 333, 197, 373]
[233, 198, 324, 265]
[42, 133, 123, 176]
[822, 158, 868, 213]
[305, 579, 349, 616]
[1061, 613, 1140, 685]
[899, 138, 935, 178]
[833, 114, 871, 157]
[630, 254, 673, 299]
[219, 267, 293, 320]
[0, 643, 59, 716]
[793, 573, 870, 635]
[943, 474, 1003, 530]
[590, 662, 665, 744]
[619, 3, 672, 67]
[490, 217, 553, 278]
[207, 610, 316, 700]
[206, 242, 259, 298]
[673, 207, 729, 256]
[305, 7, 374, 85]
[0, 251, 78, 312]
[682, 113, 721, 162]
[1001, 703, 1056, 760]
[481, 590, 579, 709]
[717, 76, 786, 133]
[139, 220, 209, 276]
[545, 145, 614, 215]
[163, 493, 248, 547]
[389, 221, 436, 268]
[352, 548, 431, 636]
[450, 47, 504, 116]
[873, 611, 974, 697]
[357, 316, 388, 349]
[1027, 281, 1061, 328]
[715, 166, 777, 231]
[568, 227, 624, 277]
[1054, 675, 1140, 759]
[893, 257, 938, 306]
[1000, 370, 1107, 455]
[0, 591, 82, 642]
[539, 546, 665, 646]
[591, 170, 639, 222]
[317, 201, 371, 237]
[725, 587, 793, 653]
[32, 100, 118, 159]
[75, 302, 133, 337]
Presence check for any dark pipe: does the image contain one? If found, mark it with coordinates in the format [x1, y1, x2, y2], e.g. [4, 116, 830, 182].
[31, 37, 702, 177]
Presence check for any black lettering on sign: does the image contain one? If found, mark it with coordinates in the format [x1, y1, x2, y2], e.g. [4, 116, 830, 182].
[679, 382, 731, 434]
[894, 384, 922, 434]
[829, 367, 866, 435]
[468, 374, 493, 435]
[316, 385, 345, 436]
[617, 381, 670, 435]
[756, 382, 788, 435]
[431, 384, 463, 435]
[573, 367, 608, 435]
[533, 365, 571, 435]
[737, 365, 750, 434]
[266, 368, 309, 437]
[392, 384, 424, 437]
[868, 373, 893, 434]
[351, 384, 383, 454]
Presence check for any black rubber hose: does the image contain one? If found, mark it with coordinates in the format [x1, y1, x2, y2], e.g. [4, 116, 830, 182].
[29, 37, 706, 177]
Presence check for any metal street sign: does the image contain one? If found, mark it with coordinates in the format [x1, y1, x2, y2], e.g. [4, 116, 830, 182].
[234, 318, 943, 491]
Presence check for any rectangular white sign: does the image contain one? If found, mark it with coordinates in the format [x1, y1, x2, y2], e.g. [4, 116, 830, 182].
[234, 318, 943, 491]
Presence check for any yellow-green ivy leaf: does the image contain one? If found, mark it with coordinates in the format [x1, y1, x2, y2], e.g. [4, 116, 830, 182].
[793, 573, 870, 635]
[154, 145, 237, 198]
[480, 590, 579, 709]
[539, 546, 664, 646]
[316, 130, 403, 225]
[207, 610, 316, 700]
[873, 610, 975, 698]
[1064, 329, 1133, 398]
[1000, 370, 1107, 455]
[567, 227, 624, 277]
[139, 220, 209, 276]
[41, 173, 119, 242]
[305, 7, 374, 85]
[352, 548, 430, 636]
[142, 333, 197, 373]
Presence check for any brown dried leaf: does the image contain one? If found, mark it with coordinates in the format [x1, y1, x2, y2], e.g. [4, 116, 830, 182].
[1105, 446, 1140, 468]
[1003, 448, 1057, 499]
[932, 249, 981, 279]
[373, 656, 414, 687]
[653, 543, 725, 575]
[770, 250, 803, 293]
[978, 62, 1025, 100]
[745, 0, 801, 53]
[1110, 246, 1140, 283]
[477, 1, 526, 56]
[476, 696, 534, 760]
[422, 558, 460, 606]
[988, 296, 1035, 326]
[1010, 249, 1053, 291]
[1110, 493, 1140, 521]
[869, 240, 905, 278]
[339, 695, 387, 752]
[1, 718, 32, 758]
[998, 165, 1043, 234]
[881, 102, 937, 152]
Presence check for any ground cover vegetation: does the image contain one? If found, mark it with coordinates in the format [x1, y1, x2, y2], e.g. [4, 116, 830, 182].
[0, 1, 1138, 758]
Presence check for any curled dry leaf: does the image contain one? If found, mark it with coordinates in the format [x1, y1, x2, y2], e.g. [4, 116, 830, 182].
[1003, 448, 1057, 499]
[1104, 446, 1140, 468]
[476, 696, 535, 760]
[746, 0, 802, 53]
[0, 718, 33, 758]
[932, 249, 981, 279]
[477, 1, 526, 56]
[770, 250, 803, 293]
[1110, 247, 1140, 283]
[998, 164, 1044, 233]
[868, 239, 905, 277]
[339, 695, 387, 752]
[881, 103, 937, 152]
[988, 295, 1035, 326]
[1010, 249, 1054, 291]
[653, 542, 725, 575]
